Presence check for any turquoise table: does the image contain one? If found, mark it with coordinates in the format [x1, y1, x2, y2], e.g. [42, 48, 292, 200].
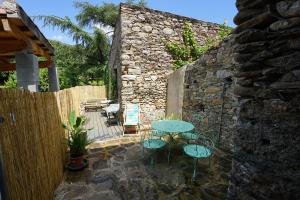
[151, 120, 194, 134]
[151, 120, 194, 163]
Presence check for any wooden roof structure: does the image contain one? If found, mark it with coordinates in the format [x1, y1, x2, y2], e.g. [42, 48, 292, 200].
[0, 0, 54, 71]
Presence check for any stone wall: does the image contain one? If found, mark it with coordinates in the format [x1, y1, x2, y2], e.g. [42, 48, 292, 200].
[228, 0, 300, 199]
[108, 15, 121, 99]
[182, 37, 237, 149]
[110, 3, 221, 122]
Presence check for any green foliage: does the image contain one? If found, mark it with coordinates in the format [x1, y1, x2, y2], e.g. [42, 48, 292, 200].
[218, 21, 232, 41]
[63, 110, 91, 157]
[165, 21, 232, 69]
[39, 69, 49, 92]
[50, 40, 104, 89]
[126, 0, 147, 7]
[74, 1, 119, 28]
[3, 72, 17, 88]
[165, 22, 203, 69]
[0, 72, 10, 85]
[103, 65, 117, 99]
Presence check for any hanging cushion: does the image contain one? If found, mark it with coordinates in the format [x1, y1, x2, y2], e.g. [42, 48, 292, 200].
[184, 144, 212, 158]
[124, 104, 139, 125]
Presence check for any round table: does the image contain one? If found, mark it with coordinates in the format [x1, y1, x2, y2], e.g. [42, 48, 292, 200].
[151, 120, 194, 133]
[151, 120, 194, 164]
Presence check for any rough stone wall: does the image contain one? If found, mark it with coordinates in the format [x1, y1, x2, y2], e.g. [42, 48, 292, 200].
[228, 0, 300, 199]
[108, 15, 121, 99]
[112, 3, 221, 122]
[182, 37, 237, 149]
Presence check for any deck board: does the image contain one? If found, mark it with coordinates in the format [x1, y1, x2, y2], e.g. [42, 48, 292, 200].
[84, 111, 123, 142]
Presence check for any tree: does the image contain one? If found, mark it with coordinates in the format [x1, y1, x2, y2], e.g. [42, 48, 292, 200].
[50, 40, 105, 89]
[74, 0, 147, 28]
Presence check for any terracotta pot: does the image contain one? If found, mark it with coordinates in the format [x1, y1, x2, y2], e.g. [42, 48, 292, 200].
[125, 125, 137, 134]
[69, 154, 84, 166]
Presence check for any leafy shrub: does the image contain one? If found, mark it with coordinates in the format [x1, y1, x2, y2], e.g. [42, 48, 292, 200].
[165, 21, 232, 69]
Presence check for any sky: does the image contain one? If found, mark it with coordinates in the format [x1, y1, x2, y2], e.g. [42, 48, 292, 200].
[16, 0, 238, 44]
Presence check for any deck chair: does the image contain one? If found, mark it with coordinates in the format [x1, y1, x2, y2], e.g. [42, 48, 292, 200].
[123, 103, 140, 136]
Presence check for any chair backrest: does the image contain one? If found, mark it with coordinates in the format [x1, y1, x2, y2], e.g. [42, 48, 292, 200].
[124, 103, 140, 126]
[197, 135, 215, 154]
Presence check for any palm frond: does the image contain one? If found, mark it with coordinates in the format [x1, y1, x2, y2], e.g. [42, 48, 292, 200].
[32, 15, 93, 45]
[74, 1, 118, 28]
[93, 27, 110, 62]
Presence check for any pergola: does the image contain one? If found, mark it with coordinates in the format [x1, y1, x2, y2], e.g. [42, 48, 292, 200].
[0, 0, 59, 91]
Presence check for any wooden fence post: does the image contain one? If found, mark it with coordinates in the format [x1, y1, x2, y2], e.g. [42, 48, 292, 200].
[0, 146, 7, 200]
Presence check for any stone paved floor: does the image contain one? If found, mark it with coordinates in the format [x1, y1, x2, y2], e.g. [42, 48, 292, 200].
[55, 142, 232, 200]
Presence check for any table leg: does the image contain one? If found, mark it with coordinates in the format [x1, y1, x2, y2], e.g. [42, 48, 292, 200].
[192, 158, 198, 182]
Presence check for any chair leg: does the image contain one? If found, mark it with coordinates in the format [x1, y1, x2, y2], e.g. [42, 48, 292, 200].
[150, 155, 154, 166]
[167, 145, 171, 164]
[192, 158, 198, 182]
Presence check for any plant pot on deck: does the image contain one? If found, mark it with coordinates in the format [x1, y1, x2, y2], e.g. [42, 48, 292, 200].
[124, 125, 137, 135]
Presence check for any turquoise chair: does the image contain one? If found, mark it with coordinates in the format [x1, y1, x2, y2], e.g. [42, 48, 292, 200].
[141, 130, 167, 166]
[149, 130, 166, 139]
[183, 136, 214, 181]
[180, 131, 201, 141]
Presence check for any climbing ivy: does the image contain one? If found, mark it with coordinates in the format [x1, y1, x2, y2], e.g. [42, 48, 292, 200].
[165, 21, 232, 69]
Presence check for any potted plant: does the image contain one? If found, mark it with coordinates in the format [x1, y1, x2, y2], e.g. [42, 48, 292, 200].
[63, 110, 91, 170]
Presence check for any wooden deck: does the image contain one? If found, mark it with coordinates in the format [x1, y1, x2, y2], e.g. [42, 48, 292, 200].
[84, 111, 123, 142]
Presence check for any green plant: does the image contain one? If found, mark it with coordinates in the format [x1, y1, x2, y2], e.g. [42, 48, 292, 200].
[165, 21, 232, 69]
[63, 111, 91, 157]
[3, 72, 17, 88]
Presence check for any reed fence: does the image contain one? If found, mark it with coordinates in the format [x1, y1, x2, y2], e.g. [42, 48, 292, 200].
[0, 85, 106, 199]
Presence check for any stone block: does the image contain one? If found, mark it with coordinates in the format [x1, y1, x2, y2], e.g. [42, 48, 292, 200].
[163, 27, 173, 35]
[270, 17, 300, 31]
[205, 87, 222, 94]
[217, 70, 233, 79]
[122, 75, 137, 81]
[142, 25, 153, 33]
[277, 0, 300, 18]
[210, 99, 224, 105]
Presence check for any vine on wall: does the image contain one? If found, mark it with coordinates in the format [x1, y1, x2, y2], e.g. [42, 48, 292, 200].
[165, 22, 232, 69]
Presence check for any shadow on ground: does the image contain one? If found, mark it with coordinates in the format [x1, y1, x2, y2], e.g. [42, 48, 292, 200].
[55, 143, 232, 200]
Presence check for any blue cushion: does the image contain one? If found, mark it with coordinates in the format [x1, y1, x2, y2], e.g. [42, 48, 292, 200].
[180, 132, 200, 140]
[143, 139, 166, 149]
[150, 131, 167, 138]
[184, 144, 212, 158]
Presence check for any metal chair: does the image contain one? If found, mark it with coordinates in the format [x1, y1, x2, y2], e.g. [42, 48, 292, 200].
[183, 135, 215, 181]
[141, 130, 167, 166]
[179, 131, 201, 141]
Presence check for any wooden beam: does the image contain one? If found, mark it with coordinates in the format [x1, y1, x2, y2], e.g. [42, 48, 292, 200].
[0, 39, 27, 54]
[0, 60, 53, 71]
[17, 5, 54, 54]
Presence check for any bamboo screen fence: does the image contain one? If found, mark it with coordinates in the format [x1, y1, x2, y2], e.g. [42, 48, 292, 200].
[0, 85, 106, 199]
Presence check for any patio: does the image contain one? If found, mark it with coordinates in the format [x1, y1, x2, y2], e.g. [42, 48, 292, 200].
[84, 111, 123, 142]
[55, 142, 231, 200]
